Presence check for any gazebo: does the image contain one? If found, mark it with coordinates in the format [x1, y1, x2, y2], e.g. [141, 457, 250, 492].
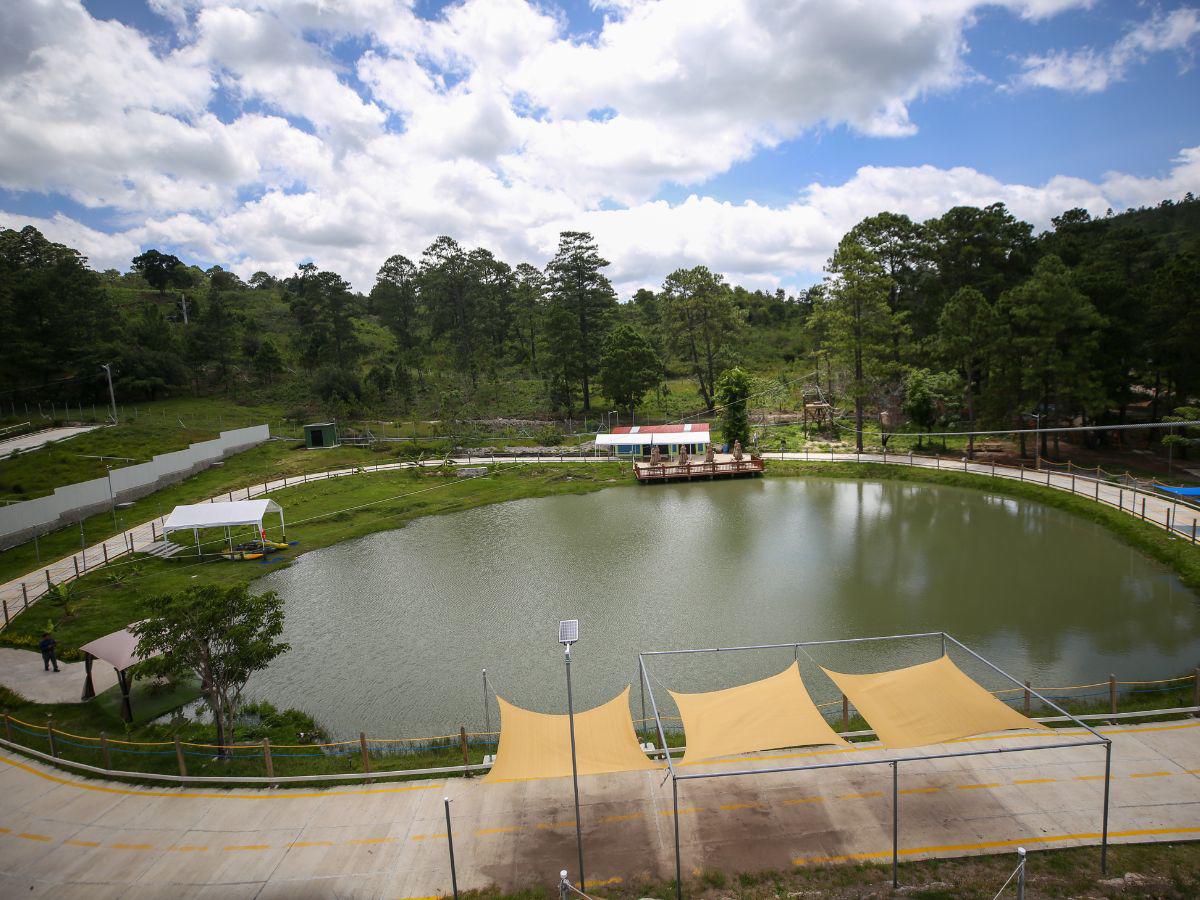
[79, 626, 158, 723]
[162, 499, 285, 556]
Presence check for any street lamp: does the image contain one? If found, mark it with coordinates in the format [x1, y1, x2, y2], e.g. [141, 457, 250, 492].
[558, 619, 584, 891]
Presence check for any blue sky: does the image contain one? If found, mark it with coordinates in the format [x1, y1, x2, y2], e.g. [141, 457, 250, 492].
[1, 0, 1198, 292]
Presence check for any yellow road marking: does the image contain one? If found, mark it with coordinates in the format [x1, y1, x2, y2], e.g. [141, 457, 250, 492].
[65, 840, 100, 848]
[958, 783, 1001, 790]
[659, 807, 703, 816]
[782, 796, 824, 805]
[346, 837, 394, 845]
[18, 833, 51, 842]
[719, 802, 763, 811]
[1130, 771, 1172, 778]
[838, 791, 882, 800]
[224, 844, 270, 851]
[290, 841, 334, 848]
[0, 754, 441, 801]
[171, 845, 208, 851]
[536, 821, 575, 829]
[410, 833, 447, 841]
[899, 787, 941, 794]
[111, 843, 154, 850]
[1075, 775, 1110, 781]
[600, 813, 644, 823]
[1013, 778, 1056, 785]
[476, 826, 522, 835]
[582, 877, 623, 888]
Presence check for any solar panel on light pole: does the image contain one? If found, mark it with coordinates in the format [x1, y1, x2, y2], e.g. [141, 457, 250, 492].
[559, 619, 579, 645]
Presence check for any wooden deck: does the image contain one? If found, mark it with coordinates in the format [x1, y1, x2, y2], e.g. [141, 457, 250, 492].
[633, 455, 765, 483]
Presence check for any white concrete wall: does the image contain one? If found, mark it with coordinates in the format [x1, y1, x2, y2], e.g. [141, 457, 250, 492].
[0, 424, 270, 548]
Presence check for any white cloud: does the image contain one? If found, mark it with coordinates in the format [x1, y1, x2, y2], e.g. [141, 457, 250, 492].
[0, 0, 1194, 299]
[1014, 6, 1200, 92]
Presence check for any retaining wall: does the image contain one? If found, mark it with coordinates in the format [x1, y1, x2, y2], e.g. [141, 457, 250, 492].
[0, 424, 270, 549]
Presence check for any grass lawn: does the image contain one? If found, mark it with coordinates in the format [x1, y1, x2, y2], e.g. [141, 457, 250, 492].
[462, 841, 1200, 899]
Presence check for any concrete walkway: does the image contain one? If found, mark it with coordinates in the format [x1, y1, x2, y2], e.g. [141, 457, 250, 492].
[0, 649, 118, 704]
[0, 720, 1197, 897]
[0, 426, 97, 457]
[3, 451, 1198, 626]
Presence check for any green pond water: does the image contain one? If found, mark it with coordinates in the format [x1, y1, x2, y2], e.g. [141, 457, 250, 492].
[253, 478, 1200, 738]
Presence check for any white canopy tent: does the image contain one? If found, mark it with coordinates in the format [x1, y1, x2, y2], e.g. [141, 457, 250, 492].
[162, 499, 285, 556]
[594, 426, 711, 448]
[79, 625, 158, 721]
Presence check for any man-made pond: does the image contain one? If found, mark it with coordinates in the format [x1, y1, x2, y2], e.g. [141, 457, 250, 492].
[254, 478, 1200, 738]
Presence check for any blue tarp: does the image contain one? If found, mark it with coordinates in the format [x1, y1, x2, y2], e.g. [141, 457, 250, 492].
[1158, 486, 1200, 496]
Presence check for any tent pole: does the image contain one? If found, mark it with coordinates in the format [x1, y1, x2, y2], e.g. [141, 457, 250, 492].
[194, 528, 200, 557]
[892, 761, 899, 888]
[673, 776, 682, 900]
[279, 508, 285, 540]
[1101, 740, 1111, 873]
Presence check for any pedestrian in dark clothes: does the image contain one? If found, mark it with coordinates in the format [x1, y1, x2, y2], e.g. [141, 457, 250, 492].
[39, 632, 59, 672]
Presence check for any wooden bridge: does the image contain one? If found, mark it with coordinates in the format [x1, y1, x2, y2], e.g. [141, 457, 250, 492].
[633, 454, 765, 483]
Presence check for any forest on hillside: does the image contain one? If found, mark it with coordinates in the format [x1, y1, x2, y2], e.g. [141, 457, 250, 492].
[1, 195, 1198, 451]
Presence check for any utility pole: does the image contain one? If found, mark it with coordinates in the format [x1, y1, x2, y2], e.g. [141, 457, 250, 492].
[100, 363, 117, 423]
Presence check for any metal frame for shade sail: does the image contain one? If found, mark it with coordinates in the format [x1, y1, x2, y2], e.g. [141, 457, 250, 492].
[639, 631, 1112, 900]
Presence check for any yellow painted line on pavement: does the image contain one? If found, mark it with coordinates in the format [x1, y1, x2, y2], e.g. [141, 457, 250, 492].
[536, 821, 576, 830]
[224, 844, 270, 851]
[65, 840, 100, 847]
[659, 807, 703, 816]
[1130, 771, 1172, 778]
[899, 787, 941, 795]
[476, 826, 523, 835]
[838, 791, 882, 800]
[782, 796, 824, 805]
[719, 802, 763, 811]
[111, 842, 154, 850]
[171, 845, 208, 852]
[346, 837, 395, 845]
[958, 783, 1001, 790]
[0, 753, 442, 801]
[290, 840, 334, 848]
[410, 833, 447, 841]
[1013, 778, 1057, 785]
[1075, 775, 1111, 781]
[18, 832, 52, 842]
[600, 813, 644, 823]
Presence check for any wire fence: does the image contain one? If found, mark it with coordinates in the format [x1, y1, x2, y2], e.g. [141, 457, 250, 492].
[3, 671, 1194, 785]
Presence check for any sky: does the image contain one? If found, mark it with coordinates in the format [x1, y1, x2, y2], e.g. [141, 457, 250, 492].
[1, 0, 1199, 296]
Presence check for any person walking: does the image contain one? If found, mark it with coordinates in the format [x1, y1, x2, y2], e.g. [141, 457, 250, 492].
[39, 632, 60, 673]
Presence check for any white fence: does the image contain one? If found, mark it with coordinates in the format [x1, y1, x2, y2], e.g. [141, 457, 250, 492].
[0, 424, 270, 549]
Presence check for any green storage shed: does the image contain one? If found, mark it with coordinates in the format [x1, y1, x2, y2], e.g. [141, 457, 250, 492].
[304, 422, 338, 449]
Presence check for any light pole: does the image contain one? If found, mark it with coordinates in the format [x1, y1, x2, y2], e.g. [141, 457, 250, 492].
[100, 363, 117, 423]
[1024, 411, 1042, 470]
[78, 454, 136, 532]
[559, 619, 584, 891]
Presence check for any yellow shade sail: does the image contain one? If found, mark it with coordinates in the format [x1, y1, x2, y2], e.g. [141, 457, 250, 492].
[483, 686, 662, 783]
[822, 654, 1047, 750]
[669, 661, 847, 764]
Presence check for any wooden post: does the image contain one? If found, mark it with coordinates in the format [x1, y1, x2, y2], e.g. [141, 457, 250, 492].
[100, 732, 111, 770]
[841, 694, 849, 730]
[102, 543, 108, 564]
[152, 521, 157, 541]
[1024, 680, 1031, 716]
[359, 732, 372, 782]
[2, 599, 8, 627]
[45, 570, 52, 592]
[263, 738, 275, 787]
[47, 720, 57, 758]
[1109, 674, 1117, 715]
[21, 583, 28, 610]
[460, 726, 471, 774]
[73, 557, 79, 577]
[175, 736, 187, 777]
[1141, 497, 1146, 519]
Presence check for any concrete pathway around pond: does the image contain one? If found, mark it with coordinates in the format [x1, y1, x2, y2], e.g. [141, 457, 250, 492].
[0, 649, 119, 704]
[0, 720, 1197, 898]
[0, 426, 98, 458]
[3, 452, 1198, 628]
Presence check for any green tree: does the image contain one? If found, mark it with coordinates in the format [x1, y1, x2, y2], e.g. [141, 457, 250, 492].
[133, 584, 289, 753]
[131, 249, 185, 295]
[287, 263, 363, 369]
[660, 266, 744, 412]
[114, 305, 187, 399]
[901, 368, 962, 448]
[513, 263, 546, 372]
[598, 324, 662, 416]
[253, 338, 284, 382]
[937, 286, 999, 456]
[419, 237, 484, 384]
[543, 231, 618, 411]
[810, 237, 902, 451]
[370, 254, 419, 353]
[998, 255, 1103, 457]
[716, 366, 753, 449]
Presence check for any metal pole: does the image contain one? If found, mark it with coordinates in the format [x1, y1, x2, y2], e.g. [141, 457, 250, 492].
[105, 466, 117, 530]
[565, 646, 584, 890]
[482, 669, 490, 734]
[1101, 740, 1111, 874]
[1017, 847, 1026, 900]
[673, 776, 682, 900]
[444, 797, 459, 900]
[100, 363, 117, 423]
[892, 761, 899, 888]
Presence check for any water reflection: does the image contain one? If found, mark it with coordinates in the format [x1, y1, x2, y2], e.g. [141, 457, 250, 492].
[253, 479, 1200, 737]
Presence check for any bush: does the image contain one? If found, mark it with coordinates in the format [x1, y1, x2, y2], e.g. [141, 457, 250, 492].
[534, 425, 564, 446]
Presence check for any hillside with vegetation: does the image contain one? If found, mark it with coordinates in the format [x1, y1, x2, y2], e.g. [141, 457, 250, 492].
[1, 195, 1197, 459]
